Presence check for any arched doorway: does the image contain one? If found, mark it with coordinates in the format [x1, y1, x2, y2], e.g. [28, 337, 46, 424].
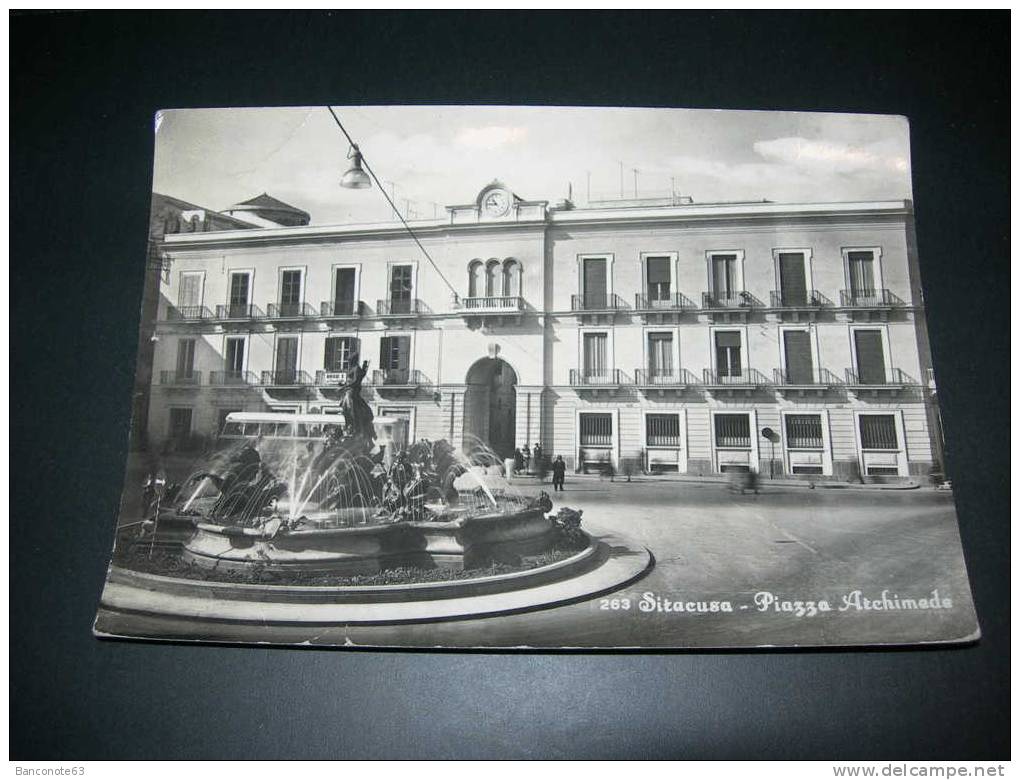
[463, 357, 517, 460]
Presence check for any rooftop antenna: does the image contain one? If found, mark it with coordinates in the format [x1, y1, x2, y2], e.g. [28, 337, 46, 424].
[632, 167, 639, 198]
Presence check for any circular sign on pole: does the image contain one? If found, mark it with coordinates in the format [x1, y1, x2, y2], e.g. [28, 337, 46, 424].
[761, 426, 781, 443]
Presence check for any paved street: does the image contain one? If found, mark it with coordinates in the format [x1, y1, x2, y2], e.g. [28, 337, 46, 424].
[100, 478, 979, 649]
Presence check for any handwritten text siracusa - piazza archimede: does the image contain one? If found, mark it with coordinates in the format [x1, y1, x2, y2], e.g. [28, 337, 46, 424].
[599, 590, 954, 617]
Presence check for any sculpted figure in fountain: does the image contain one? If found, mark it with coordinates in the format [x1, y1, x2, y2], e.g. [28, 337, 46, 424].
[337, 356, 375, 446]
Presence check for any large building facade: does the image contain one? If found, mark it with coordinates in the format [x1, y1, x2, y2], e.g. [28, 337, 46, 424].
[148, 181, 942, 481]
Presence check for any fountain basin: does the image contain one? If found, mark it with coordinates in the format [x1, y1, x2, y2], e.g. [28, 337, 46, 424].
[180, 505, 554, 575]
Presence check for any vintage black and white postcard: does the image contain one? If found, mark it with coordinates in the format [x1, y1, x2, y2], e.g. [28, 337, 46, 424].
[94, 105, 978, 649]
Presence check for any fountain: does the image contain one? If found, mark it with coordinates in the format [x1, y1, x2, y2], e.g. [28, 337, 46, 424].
[140, 411, 560, 575]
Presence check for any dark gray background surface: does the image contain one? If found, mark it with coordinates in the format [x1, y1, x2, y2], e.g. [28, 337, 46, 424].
[10, 11, 1009, 759]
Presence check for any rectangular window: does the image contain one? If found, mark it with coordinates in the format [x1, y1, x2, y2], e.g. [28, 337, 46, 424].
[334, 267, 357, 315]
[847, 251, 876, 298]
[854, 329, 886, 384]
[777, 252, 808, 306]
[228, 272, 251, 318]
[579, 413, 613, 447]
[583, 332, 608, 377]
[175, 339, 196, 378]
[647, 332, 674, 376]
[178, 272, 203, 308]
[714, 414, 751, 448]
[389, 265, 413, 313]
[324, 336, 358, 372]
[379, 335, 411, 381]
[646, 414, 681, 447]
[785, 414, 824, 449]
[169, 408, 193, 448]
[783, 330, 814, 384]
[646, 256, 671, 303]
[224, 337, 245, 376]
[711, 254, 738, 299]
[582, 257, 608, 308]
[859, 415, 899, 450]
[715, 331, 742, 378]
[275, 336, 299, 380]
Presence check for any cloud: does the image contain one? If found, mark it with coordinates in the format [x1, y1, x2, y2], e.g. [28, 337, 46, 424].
[753, 136, 908, 174]
[455, 126, 529, 149]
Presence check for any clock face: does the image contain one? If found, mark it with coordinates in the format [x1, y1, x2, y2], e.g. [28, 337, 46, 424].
[482, 189, 510, 217]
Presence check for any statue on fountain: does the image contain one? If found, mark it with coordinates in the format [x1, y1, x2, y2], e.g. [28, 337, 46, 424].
[336, 355, 376, 447]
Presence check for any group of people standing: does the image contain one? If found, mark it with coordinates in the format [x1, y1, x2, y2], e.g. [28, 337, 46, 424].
[512, 444, 567, 492]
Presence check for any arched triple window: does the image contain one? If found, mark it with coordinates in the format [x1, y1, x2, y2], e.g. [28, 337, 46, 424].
[502, 258, 521, 298]
[485, 259, 501, 297]
[467, 260, 483, 298]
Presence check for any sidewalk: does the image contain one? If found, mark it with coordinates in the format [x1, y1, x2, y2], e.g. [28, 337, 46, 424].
[508, 471, 923, 491]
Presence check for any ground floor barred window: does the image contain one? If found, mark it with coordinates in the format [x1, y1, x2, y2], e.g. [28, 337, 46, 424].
[714, 413, 750, 448]
[646, 413, 681, 447]
[785, 414, 824, 449]
[859, 414, 898, 450]
[579, 413, 613, 446]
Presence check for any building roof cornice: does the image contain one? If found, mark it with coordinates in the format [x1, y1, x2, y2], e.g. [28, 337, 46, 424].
[161, 198, 911, 250]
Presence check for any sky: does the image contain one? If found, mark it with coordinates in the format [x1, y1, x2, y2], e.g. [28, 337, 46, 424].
[153, 106, 913, 226]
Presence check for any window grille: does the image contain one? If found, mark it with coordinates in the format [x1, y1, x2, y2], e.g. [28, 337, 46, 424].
[714, 414, 750, 448]
[579, 413, 613, 446]
[646, 414, 681, 447]
[785, 414, 824, 449]
[859, 415, 898, 450]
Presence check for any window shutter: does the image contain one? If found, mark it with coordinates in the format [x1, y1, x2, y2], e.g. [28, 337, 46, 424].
[395, 336, 410, 370]
[854, 330, 886, 384]
[783, 330, 814, 383]
[778, 253, 807, 305]
[324, 337, 337, 370]
[379, 337, 392, 369]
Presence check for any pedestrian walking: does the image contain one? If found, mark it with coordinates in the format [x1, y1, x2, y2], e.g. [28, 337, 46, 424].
[551, 455, 566, 492]
[513, 447, 524, 474]
[533, 443, 544, 473]
[522, 444, 531, 474]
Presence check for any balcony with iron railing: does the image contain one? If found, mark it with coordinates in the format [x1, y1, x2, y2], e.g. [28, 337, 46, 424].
[570, 293, 625, 312]
[209, 370, 258, 387]
[266, 301, 318, 319]
[459, 295, 525, 312]
[320, 300, 364, 318]
[838, 288, 904, 308]
[634, 292, 696, 312]
[215, 303, 264, 321]
[769, 290, 832, 308]
[166, 305, 213, 322]
[633, 368, 700, 388]
[371, 368, 428, 388]
[702, 368, 770, 390]
[569, 368, 626, 388]
[376, 298, 426, 317]
[315, 369, 355, 386]
[772, 368, 842, 396]
[844, 368, 915, 389]
[701, 291, 761, 309]
[159, 370, 202, 386]
[259, 370, 313, 387]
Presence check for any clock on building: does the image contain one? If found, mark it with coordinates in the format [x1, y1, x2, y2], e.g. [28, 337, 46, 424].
[482, 188, 511, 217]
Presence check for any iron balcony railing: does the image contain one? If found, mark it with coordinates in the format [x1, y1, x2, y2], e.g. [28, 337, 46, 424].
[839, 288, 904, 307]
[320, 300, 363, 317]
[166, 305, 213, 321]
[633, 368, 700, 387]
[773, 368, 843, 386]
[702, 368, 770, 387]
[701, 291, 761, 309]
[844, 368, 915, 386]
[376, 298, 425, 316]
[315, 369, 355, 386]
[159, 370, 202, 386]
[372, 368, 427, 386]
[267, 302, 318, 319]
[209, 370, 258, 386]
[215, 303, 264, 320]
[259, 370, 313, 387]
[570, 293, 625, 311]
[460, 295, 525, 312]
[569, 368, 626, 387]
[769, 290, 832, 308]
[634, 292, 696, 311]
